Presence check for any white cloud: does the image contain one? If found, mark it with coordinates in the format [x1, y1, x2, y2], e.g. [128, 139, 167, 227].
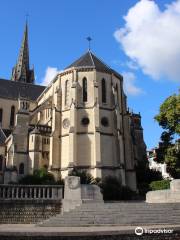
[123, 72, 144, 96]
[114, 0, 180, 81]
[41, 67, 59, 86]
[126, 61, 139, 70]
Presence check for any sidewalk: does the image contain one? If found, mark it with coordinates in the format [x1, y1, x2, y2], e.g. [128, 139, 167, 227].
[0, 224, 179, 236]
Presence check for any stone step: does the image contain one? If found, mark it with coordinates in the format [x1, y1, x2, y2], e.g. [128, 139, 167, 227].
[67, 209, 180, 213]
[40, 202, 180, 227]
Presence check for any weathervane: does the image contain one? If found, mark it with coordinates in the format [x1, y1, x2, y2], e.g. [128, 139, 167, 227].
[86, 36, 92, 50]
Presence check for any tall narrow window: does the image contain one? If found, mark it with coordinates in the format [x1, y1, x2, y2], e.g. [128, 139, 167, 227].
[116, 83, 119, 105]
[0, 109, 3, 125]
[83, 77, 87, 102]
[10, 106, 15, 126]
[19, 163, 24, 174]
[102, 78, 106, 103]
[0, 155, 3, 171]
[65, 80, 69, 106]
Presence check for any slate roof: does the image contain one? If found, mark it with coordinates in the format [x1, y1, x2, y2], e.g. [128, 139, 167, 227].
[65, 51, 122, 79]
[0, 79, 45, 101]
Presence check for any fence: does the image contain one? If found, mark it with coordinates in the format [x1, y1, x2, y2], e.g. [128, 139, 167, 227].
[0, 185, 63, 200]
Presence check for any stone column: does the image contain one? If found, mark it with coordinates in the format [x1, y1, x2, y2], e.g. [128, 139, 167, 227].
[62, 176, 82, 212]
[93, 70, 101, 178]
[68, 70, 77, 167]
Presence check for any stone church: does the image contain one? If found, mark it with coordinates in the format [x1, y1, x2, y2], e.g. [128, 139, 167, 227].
[0, 24, 146, 190]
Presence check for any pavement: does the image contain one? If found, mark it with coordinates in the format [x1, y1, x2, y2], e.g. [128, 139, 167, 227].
[0, 224, 180, 236]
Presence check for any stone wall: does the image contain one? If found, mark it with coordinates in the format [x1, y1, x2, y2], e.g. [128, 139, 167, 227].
[0, 199, 61, 224]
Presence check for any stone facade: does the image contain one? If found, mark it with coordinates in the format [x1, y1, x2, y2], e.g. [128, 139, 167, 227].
[0, 24, 146, 191]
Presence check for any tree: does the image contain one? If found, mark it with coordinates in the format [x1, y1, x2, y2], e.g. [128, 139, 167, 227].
[155, 92, 180, 177]
[165, 145, 180, 178]
[155, 93, 180, 135]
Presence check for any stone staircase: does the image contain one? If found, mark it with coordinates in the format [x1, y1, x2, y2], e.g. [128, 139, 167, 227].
[40, 201, 180, 226]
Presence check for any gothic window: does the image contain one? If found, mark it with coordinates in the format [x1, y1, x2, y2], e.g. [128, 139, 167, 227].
[102, 78, 106, 103]
[65, 80, 69, 106]
[0, 155, 3, 171]
[10, 106, 15, 126]
[0, 109, 3, 125]
[19, 163, 24, 174]
[82, 77, 87, 102]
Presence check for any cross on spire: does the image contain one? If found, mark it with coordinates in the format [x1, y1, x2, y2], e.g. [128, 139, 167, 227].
[86, 36, 92, 50]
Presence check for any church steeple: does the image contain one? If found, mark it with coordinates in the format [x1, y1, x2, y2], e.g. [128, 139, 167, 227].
[11, 22, 35, 84]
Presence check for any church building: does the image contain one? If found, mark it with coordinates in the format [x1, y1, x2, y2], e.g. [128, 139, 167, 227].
[0, 24, 146, 190]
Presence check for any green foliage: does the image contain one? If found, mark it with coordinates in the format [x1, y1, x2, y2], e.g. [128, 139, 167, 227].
[136, 161, 163, 184]
[100, 176, 136, 201]
[56, 178, 64, 185]
[68, 168, 95, 184]
[19, 168, 56, 185]
[137, 182, 150, 196]
[154, 93, 180, 177]
[136, 161, 163, 196]
[165, 145, 180, 178]
[155, 93, 180, 135]
[149, 180, 170, 191]
[155, 132, 173, 163]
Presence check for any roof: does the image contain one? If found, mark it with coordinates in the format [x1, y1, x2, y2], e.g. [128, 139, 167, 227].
[0, 79, 45, 101]
[65, 51, 123, 79]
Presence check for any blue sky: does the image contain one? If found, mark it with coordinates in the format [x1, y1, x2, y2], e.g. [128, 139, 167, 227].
[0, 0, 179, 149]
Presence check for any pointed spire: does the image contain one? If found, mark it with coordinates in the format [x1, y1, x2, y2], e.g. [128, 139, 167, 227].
[11, 22, 35, 84]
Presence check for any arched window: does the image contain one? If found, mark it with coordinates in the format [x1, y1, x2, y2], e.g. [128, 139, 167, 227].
[102, 78, 106, 103]
[19, 163, 24, 175]
[82, 77, 87, 102]
[0, 155, 3, 171]
[0, 109, 3, 125]
[10, 106, 15, 126]
[65, 80, 69, 105]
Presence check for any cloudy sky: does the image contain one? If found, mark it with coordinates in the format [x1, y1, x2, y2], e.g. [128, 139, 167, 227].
[0, 0, 179, 149]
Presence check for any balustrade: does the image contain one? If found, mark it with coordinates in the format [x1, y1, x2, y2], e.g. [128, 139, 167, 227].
[0, 185, 63, 200]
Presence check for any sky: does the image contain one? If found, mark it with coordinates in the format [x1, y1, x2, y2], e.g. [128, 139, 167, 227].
[0, 0, 179, 149]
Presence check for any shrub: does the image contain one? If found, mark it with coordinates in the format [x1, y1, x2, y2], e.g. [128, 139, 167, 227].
[136, 161, 163, 196]
[68, 168, 95, 184]
[19, 168, 56, 185]
[100, 176, 136, 201]
[137, 182, 150, 196]
[149, 180, 170, 191]
[136, 161, 163, 184]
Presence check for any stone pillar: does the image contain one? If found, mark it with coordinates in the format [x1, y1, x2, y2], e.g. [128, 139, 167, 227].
[62, 176, 82, 212]
[68, 70, 77, 167]
[93, 71, 101, 178]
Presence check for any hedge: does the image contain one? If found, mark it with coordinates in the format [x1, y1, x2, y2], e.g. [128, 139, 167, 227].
[149, 180, 170, 191]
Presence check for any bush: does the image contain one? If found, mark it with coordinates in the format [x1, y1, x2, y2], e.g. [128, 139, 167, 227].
[136, 161, 163, 184]
[136, 161, 163, 196]
[137, 182, 150, 196]
[19, 168, 56, 185]
[149, 180, 170, 191]
[100, 176, 136, 201]
[68, 168, 95, 184]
